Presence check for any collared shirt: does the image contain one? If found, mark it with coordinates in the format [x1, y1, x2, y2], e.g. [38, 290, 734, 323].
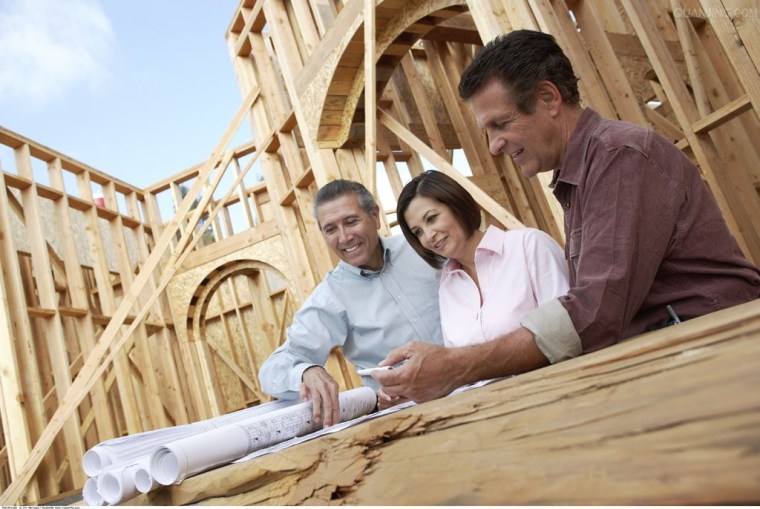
[440, 226, 568, 347]
[258, 235, 444, 399]
[522, 108, 760, 360]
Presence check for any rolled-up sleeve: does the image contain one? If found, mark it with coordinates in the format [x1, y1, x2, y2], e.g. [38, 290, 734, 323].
[520, 298, 582, 363]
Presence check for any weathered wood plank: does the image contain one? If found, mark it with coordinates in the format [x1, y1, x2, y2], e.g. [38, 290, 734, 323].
[143, 300, 760, 506]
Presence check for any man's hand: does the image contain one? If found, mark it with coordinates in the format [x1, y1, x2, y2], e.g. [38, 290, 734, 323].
[372, 341, 461, 403]
[300, 366, 340, 428]
[375, 390, 410, 410]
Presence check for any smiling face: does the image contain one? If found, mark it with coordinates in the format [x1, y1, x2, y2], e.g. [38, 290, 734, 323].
[316, 193, 383, 271]
[403, 195, 473, 263]
[469, 80, 564, 178]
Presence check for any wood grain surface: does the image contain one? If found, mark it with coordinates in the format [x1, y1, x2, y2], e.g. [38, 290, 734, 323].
[136, 299, 760, 506]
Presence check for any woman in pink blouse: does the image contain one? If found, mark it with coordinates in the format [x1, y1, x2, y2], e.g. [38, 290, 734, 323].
[397, 170, 569, 347]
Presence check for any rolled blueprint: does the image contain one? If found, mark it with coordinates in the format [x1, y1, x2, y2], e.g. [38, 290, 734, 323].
[82, 476, 103, 506]
[97, 462, 144, 505]
[82, 397, 299, 477]
[134, 465, 159, 494]
[150, 386, 377, 485]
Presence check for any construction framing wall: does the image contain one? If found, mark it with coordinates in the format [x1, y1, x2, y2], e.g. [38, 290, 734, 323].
[1, 0, 759, 504]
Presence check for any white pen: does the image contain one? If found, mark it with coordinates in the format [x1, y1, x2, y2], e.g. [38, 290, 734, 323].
[357, 361, 407, 376]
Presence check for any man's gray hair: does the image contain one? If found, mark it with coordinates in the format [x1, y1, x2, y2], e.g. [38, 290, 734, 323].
[312, 179, 378, 218]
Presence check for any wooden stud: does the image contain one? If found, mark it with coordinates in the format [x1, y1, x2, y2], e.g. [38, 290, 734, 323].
[224, 278, 259, 402]
[0, 86, 260, 506]
[0, 171, 45, 502]
[571, 0, 648, 124]
[47, 160, 116, 441]
[15, 144, 87, 486]
[102, 180, 168, 430]
[76, 171, 143, 436]
[623, 0, 760, 264]
[399, 53, 451, 161]
[125, 190, 189, 425]
[365, 0, 378, 198]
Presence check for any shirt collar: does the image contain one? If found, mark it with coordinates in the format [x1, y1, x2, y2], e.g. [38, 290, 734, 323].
[477, 225, 504, 256]
[441, 226, 501, 276]
[552, 107, 600, 188]
[337, 236, 391, 279]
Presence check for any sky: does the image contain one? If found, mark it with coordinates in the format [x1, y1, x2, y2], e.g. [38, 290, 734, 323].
[0, 0, 252, 191]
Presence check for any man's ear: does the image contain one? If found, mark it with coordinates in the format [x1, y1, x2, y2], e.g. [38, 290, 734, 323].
[536, 81, 562, 113]
[371, 205, 381, 229]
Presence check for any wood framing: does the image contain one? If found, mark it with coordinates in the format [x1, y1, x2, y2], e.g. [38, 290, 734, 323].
[1, 0, 760, 504]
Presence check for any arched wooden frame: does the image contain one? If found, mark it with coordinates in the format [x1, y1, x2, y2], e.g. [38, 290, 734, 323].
[301, 0, 470, 148]
[185, 260, 287, 343]
[185, 259, 290, 412]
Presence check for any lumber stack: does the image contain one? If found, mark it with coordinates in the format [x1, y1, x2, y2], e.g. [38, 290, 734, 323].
[2, 0, 760, 504]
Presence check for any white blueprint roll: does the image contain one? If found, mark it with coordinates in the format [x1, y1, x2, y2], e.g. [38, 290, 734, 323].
[150, 386, 377, 485]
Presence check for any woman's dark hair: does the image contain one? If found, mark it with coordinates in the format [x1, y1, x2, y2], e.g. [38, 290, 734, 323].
[396, 170, 481, 269]
[459, 30, 580, 113]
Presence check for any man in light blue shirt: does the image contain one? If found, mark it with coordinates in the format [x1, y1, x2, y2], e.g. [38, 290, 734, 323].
[258, 179, 443, 427]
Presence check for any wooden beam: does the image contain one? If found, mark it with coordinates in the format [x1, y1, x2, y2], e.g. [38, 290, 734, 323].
[528, 0, 618, 119]
[571, 1, 648, 124]
[0, 170, 43, 502]
[124, 189, 189, 425]
[207, 332, 267, 402]
[671, 0, 711, 117]
[365, 0, 378, 197]
[0, 126, 144, 195]
[623, 0, 760, 265]
[698, 0, 760, 115]
[103, 179, 169, 430]
[15, 144, 87, 486]
[0, 86, 261, 507]
[378, 108, 524, 231]
[76, 171, 143, 435]
[399, 53, 450, 161]
[467, 0, 513, 39]
[225, 279, 260, 402]
[692, 94, 753, 133]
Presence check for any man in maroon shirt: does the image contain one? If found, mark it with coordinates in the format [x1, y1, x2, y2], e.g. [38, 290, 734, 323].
[373, 29, 760, 404]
